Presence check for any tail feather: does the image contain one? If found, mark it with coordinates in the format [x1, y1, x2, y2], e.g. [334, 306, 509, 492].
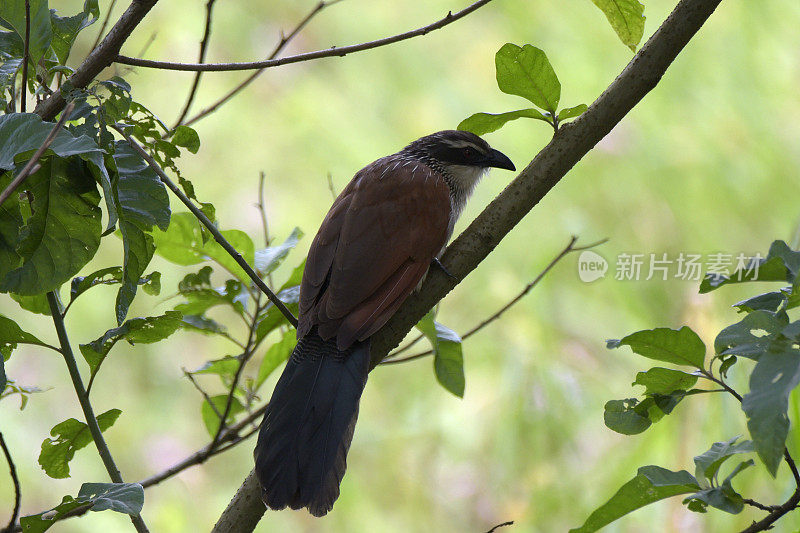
[254, 333, 370, 517]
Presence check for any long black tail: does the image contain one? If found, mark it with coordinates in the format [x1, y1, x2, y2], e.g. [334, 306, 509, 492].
[253, 332, 370, 517]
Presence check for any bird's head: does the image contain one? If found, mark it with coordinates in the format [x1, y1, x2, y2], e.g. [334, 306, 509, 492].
[402, 130, 515, 193]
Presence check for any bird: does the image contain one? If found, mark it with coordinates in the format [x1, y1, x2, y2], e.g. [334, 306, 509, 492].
[253, 130, 515, 517]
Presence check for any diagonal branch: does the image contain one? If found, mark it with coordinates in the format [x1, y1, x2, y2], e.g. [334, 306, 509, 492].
[34, 0, 160, 121]
[114, 0, 495, 72]
[112, 125, 298, 328]
[0, 433, 21, 533]
[211, 0, 725, 530]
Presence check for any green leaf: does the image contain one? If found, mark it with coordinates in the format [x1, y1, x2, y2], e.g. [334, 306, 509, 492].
[557, 104, 588, 121]
[604, 398, 651, 435]
[201, 394, 244, 437]
[0, 353, 6, 391]
[0, 0, 52, 64]
[416, 312, 465, 397]
[49, 0, 99, 64]
[457, 109, 549, 136]
[0, 313, 47, 359]
[1, 157, 101, 295]
[10, 292, 51, 315]
[151, 212, 255, 284]
[0, 171, 24, 281]
[495, 43, 560, 113]
[175, 266, 246, 316]
[256, 329, 296, 389]
[683, 460, 753, 514]
[693, 436, 754, 487]
[69, 266, 160, 308]
[741, 342, 800, 476]
[608, 326, 706, 369]
[733, 291, 788, 313]
[111, 141, 171, 323]
[571, 466, 699, 533]
[255, 285, 301, 343]
[171, 125, 200, 154]
[181, 314, 226, 335]
[254, 227, 303, 275]
[191, 356, 239, 382]
[714, 310, 787, 360]
[38, 409, 121, 478]
[20, 482, 143, 532]
[633, 367, 698, 395]
[591, 0, 645, 52]
[79, 311, 183, 381]
[700, 241, 800, 293]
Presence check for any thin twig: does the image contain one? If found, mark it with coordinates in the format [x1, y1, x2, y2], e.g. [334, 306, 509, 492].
[486, 521, 514, 533]
[116, 0, 494, 72]
[210, 294, 263, 449]
[183, 369, 224, 421]
[256, 172, 276, 290]
[0, 433, 21, 533]
[0, 102, 75, 207]
[112, 125, 298, 328]
[91, 0, 119, 51]
[172, 0, 218, 128]
[20, 0, 30, 113]
[381, 237, 607, 365]
[183, 0, 342, 127]
[743, 499, 780, 512]
[45, 292, 150, 533]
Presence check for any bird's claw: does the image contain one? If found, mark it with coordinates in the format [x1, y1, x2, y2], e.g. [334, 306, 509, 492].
[432, 258, 457, 280]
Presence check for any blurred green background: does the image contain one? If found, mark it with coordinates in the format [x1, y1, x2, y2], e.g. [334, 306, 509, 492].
[3, 0, 800, 531]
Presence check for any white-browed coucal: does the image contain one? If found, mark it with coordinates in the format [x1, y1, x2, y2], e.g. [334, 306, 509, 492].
[254, 130, 515, 516]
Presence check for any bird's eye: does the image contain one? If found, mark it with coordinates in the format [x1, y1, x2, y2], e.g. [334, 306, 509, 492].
[462, 147, 475, 159]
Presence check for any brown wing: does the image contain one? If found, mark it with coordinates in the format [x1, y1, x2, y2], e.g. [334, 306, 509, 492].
[297, 156, 451, 349]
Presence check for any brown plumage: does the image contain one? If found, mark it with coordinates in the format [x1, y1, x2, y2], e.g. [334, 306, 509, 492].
[254, 130, 515, 517]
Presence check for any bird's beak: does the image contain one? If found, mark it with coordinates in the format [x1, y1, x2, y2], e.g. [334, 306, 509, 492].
[485, 149, 516, 171]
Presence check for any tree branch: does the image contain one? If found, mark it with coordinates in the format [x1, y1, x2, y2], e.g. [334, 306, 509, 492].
[45, 292, 150, 533]
[211, 0, 725, 530]
[112, 126, 298, 328]
[182, 0, 342, 127]
[115, 0, 494, 72]
[34, 0, 160, 121]
[0, 102, 74, 207]
[0, 433, 21, 533]
[20, 0, 30, 113]
[172, 0, 218, 129]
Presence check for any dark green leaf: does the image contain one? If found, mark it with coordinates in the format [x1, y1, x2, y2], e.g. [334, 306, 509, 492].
[175, 266, 246, 316]
[111, 141, 170, 323]
[79, 311, 183, 380]
[590, 0, 645, 52]
[557, 104, 588, 121]
[0, 172, 23, 282]
[683, 460, 753, 515]
[604, 398, 651, 435]
[49, 0, 99, 64]
[733, 291, 788, 313]
[255, 285, 300, 343]
[70, 267, 160, 306]
[742, 343, 800, 476]
[10, 292, 51, 315]
[457, 108, 549, 136]
[0, 0, 52, 63]
[20, 482, 143, 532]
[256, 330, 296, 389]
[700, 241, 800, 292]
[38, 409, 121, 478]
[254, 227, 303, 275]
[495, 43, 560, 113]
[201, 394, 244, 436]
[633, 367, 698, 395]
[416, 312, 465, 397]
[714, 310, 787, 360]
[0, 354, 5, 391]
[181, 315, 226, 335]
[171, 125, 200, 154]
[693, 436, 754, 486]
[0, 314, 46, 359]
[1, 157, 101, 295]
[608, 326, 706, 369]
[570, 466, 699, 533]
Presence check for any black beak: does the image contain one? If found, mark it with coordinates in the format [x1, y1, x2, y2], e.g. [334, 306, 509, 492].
[485, 148, 515, 171]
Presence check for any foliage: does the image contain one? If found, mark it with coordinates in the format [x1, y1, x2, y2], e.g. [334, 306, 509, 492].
[575, 240, 800, 531]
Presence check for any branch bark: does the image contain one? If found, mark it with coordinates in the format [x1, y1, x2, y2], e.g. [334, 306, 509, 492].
[211, 0, 724, 530]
